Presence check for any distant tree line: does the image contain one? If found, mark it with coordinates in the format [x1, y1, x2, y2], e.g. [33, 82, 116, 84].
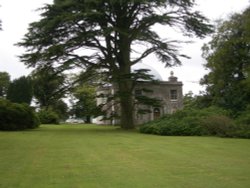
[0, 70, 98, 124]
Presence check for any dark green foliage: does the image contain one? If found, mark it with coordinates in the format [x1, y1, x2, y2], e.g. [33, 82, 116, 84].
[140, 106, 250, 138]
[229, 127, 250, 139]
[183, 91, 213, 110]
[52, 100, 68, 121]
[31, 67, 67, 109]
[6, 76, 33, 105]
[0, 72, 10, 98]
[235, 105, 250, 126]
[201, 7, 250, 114]
[37, 108, 60, 124]
[31, 68, 69, 121]
[140, 115, 206, 136]
[0, 99, 40, 131]
[230, 106, 250, 138]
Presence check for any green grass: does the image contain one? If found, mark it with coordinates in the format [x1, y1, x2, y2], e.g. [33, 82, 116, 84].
[0, 125, 250, 188]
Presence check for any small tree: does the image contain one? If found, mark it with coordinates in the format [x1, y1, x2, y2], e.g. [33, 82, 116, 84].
[6, 76, 33, 105]
[37, 108, 60, 124]
[70, 84, 99, 123]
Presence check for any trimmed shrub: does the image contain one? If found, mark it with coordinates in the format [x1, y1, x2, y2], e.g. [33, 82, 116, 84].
[0, 99, 40, 131]
[37, 109, 60, 124]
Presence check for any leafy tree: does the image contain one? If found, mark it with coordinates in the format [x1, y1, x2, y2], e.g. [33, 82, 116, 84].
[201, 6, 250, 114]
[31, 67, 69, 120]
[0, 72, 10, 98]
[52, 99, 69, 121]
[18, 0, 212, 129]
[6, 76, 33, 105]
[31, 67, 67, 109]
[183, 91, 212, 110]
[70, 84, 99, 123]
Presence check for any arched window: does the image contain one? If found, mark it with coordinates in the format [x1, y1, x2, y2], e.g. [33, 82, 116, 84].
[153, 108, 161, 120]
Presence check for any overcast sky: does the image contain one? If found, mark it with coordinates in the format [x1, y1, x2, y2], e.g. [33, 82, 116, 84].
[0, 0, 249, 94]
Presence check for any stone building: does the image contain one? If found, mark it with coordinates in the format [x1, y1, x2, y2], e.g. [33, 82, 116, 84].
[93, 64, 183, 125]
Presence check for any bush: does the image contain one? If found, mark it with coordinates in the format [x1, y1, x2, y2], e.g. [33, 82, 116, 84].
[0, 99, 40, 131]
[140, 110, 207, 136]
[140, 106, 250, 139]
[201, 115, 235, 137]
[37, 109, 60, 124]
[140, 107, 232, 137]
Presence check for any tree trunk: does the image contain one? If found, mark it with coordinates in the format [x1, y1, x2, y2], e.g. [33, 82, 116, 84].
[85, 116, 91, 124]
[118, 79, 135, 129]
[115, 11, 134, 129]
[116, 44, 135, 129]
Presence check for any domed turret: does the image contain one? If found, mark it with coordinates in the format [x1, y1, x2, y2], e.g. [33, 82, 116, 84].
[132, 63, 163, 81]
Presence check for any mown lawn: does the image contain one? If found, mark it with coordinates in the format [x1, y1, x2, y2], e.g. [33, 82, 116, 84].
[0, 125, 250, 188]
